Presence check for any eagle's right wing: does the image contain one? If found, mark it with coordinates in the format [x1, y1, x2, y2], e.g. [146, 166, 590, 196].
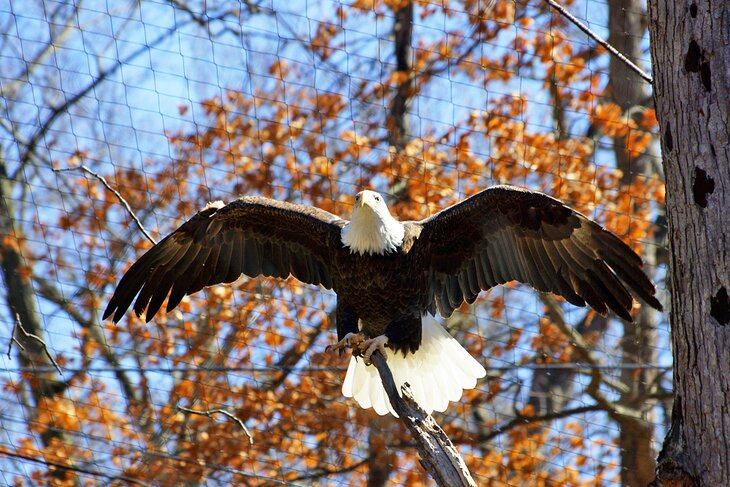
[413, 185, 662, 320]
[103, 197, 346, 323]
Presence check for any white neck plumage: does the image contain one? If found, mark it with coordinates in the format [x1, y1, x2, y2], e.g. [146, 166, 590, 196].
[341, 193, 404, 255]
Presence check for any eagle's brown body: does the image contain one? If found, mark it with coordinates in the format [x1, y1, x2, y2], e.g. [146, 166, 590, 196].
[333, 223, 427, 353]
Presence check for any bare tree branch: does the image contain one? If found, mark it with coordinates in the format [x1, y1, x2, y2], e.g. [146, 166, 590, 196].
[166, 0, 268, 33]
[279, 457, 369, 484]
[11, 313, 63, 377]
[545, 0, 652, 83]
[478, 404, 604, 443]
[388, 0, 414, 153]
[19, 17, 196, 170]
[1, 3, 81, 101]
[6, 314, 24, 357]
[177, 405, 254, 444]
[540, 295, 629, 395]
[53, 164, 156, 245]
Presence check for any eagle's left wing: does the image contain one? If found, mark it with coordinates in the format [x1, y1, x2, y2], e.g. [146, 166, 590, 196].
[103, 196, 346, 323]
[412, 185, 662, 320]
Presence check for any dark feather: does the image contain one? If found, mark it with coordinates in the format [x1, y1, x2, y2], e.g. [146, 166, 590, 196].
[103, 198, 345, 323]
[242, 238, 261, 277]
[531, 238, 584, 307]
[416, 185, 662, 321]
[223, 233, 245, 283]
[522, 237, 554, 291]
[473, 249, 497, 291]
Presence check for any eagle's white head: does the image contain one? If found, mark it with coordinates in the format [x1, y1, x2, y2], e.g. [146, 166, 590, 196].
[341, 190, 405, 255]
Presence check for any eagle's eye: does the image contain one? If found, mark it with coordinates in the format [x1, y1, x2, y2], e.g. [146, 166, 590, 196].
[374, 195, 381, 201]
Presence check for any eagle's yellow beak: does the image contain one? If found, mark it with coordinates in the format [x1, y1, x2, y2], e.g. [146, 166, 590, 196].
[360, 195, 369, 208]
[357, 191, 375, 209]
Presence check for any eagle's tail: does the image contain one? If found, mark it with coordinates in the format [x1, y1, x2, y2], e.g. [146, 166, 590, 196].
[341, 315, 486, 416]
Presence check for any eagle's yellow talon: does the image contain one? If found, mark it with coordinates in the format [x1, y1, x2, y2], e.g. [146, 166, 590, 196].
[327, 332, 366, 354]
[357, 335, 389, 365]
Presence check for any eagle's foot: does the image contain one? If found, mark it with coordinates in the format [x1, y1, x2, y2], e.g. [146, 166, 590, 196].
[357, 335, 389, 366]
[326, 332, 366, 355]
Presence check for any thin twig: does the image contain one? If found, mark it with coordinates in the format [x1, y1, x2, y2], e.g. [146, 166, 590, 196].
[177, 405, 254, 444]
[284, 458, 369, 482]
[53, 164, 156, 244]
[33, 275, 140, 404]
[370, 351, 477, 487]
[6, 314, 24, 358]
[12, 314, 63, 377]
[545, 0, 653, 84]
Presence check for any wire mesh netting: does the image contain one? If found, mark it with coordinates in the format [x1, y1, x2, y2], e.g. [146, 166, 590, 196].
[0, 0, 669, 485]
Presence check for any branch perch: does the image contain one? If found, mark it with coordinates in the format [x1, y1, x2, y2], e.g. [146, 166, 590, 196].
[369, 350, 477, 487]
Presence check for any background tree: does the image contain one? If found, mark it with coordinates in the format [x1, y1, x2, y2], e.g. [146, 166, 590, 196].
[648, 0, 730, 484]
[0, 0, 669, 485]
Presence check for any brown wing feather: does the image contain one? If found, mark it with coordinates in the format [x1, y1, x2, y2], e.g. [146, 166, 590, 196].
[414, 185, 662, 320]
[104, 197, 346, 323]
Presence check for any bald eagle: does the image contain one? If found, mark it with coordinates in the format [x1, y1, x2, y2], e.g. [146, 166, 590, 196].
[104, 185, 662, 415]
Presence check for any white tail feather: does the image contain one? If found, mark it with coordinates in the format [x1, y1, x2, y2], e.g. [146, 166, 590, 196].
[342, 315, 486, 416]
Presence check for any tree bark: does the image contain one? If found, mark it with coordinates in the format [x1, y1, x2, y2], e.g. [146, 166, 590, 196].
[648, 0, 730, 484]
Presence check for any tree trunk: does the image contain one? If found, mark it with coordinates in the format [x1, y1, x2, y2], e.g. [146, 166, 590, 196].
[388, 0, 414, 153]
[388, 0, 415, 205]
[648, 0, 730, 484]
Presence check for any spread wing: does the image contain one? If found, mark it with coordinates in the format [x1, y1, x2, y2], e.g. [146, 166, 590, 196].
[414, 185, 662, 320]
[103, 197, 346, 323]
